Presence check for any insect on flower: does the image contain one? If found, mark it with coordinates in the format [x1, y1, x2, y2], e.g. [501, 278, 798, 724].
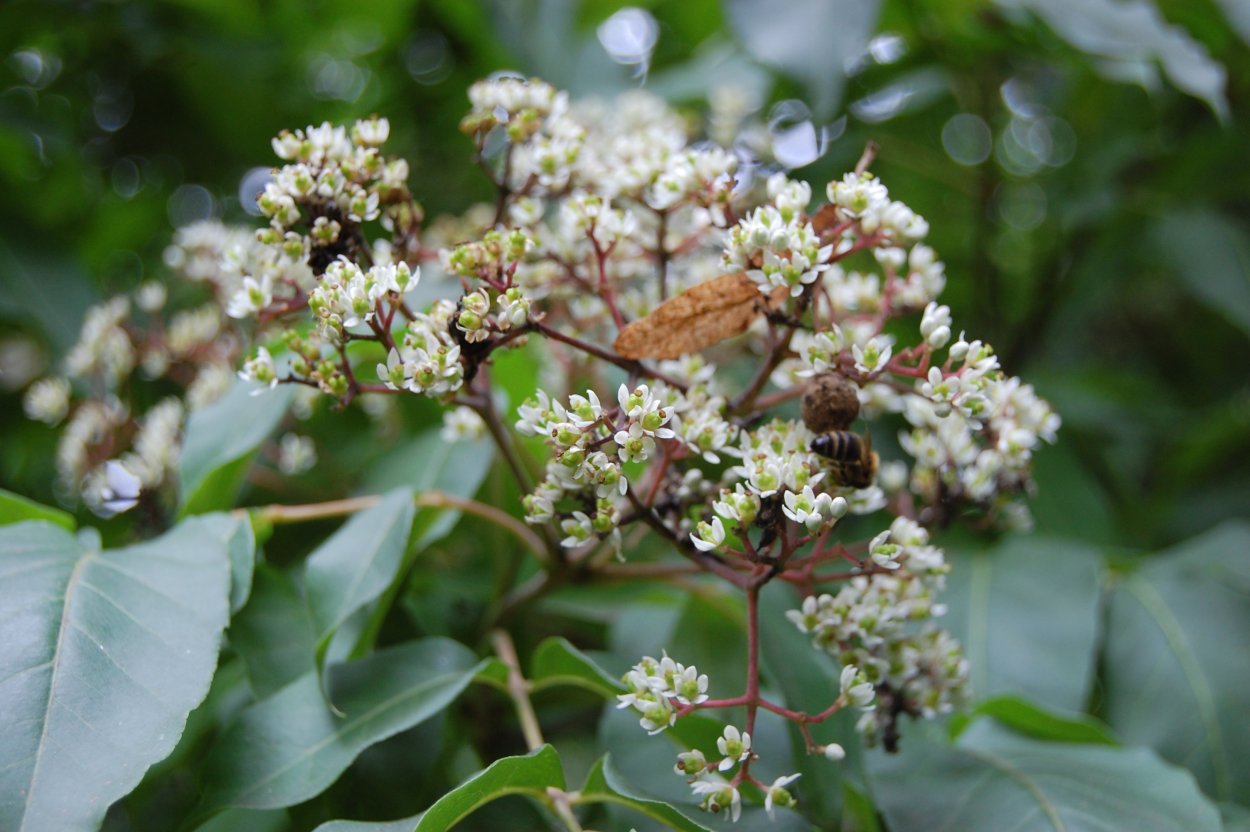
[810, 430, 879, 489]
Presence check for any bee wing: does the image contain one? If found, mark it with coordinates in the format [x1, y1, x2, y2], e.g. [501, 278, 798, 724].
[614, 272, 769, 360]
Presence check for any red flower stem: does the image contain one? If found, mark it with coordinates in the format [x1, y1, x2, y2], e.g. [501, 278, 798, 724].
[591, 235, 627, 331]
[744, 583, 761, 738]
[644, 442, 672, 507]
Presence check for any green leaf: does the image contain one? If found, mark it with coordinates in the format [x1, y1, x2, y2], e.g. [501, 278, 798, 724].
[198, 638, 483, 813]
[226, 514, 256, 614]
[472, 656, 510, 690]
[0, 516, 237, 832]
[939, 536, 1102, 712]
[725, 0, 880, 117]
[577, 754, 714, 832]
[361, 432, 494, 548]
[1154, 210, 1250, 340]
[313, 815, 422, 832]
[192, 808, 291, 832]
[1223, 802, 1250, 832]
[996, 0, 1229, 119]
[229, 564, 318, 699]
[869, 722, 1222, 832]
[413, 745, 565, 832]
[304, 488, 415, 666]
[0, 489, 74, 531]
[178, 381, 293, 515]
[0, 242, 97, 352]
[960, 695, 1118, 745]
[1102, 522, 1250, 804]
[347, 433, 493, 658]
[530, 637, 625, 698]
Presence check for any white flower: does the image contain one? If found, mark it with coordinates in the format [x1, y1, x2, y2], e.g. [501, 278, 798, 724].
[690, 776, 741, 822]
[614, 423, 655, 464]
[840, 665, 876, 708]
[675, 749, 709, 777]
[24, 377, 71, 425]
[868, 529, 903, 570]
[852, 338, 893, 375]
[84, 460, 142, 518]
[690, 517, 726, 552]
[559, 510, 594, 548]
[441, 406, 487, 442]
[637, 696, 676, 734]
[671, 664, 709, 705]
[782, 485, 837, 531]
[135, 281, 167, 312]
[352, 115, 390, 147]
[764, 773, 801, 818]
[226, 275, 273, 319]
[713, 486, 759, 526]
[716, 725, 751, 771]
[239, 347, 279, 393]
[277, 433, 317, 475]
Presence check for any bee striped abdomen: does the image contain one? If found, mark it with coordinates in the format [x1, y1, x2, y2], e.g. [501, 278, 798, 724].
[811, 431, 864, 461]
[811, 431, 879, 489]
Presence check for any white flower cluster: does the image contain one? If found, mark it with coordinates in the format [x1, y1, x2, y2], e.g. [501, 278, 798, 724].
[441, 228, 534, 279]
[119, 397, 184, 488]
[690, 414, 888, 554]
[26, 256, 250, 508]
[463, 76, 563, 135]
[573, 89, 689, 199]
[827, 171, 929, 242]
[787, 517, 969, 744]
[617, 652, 710, 734]
[377, 299, 464, 397]
[902, 350, 1059, 519]
[767, 167, 1059, 525]
[56, 398, 128, 487]
[262, 117, 404, 233]
[307, 258, 419, 335]
[23, 376, 71, 426]
[619, 654, 806, 822]
[645, 145, 738, 220]
[516, 375, 741, 550]
[724, 175, 834, 297]
[64, 297, 134, 385]
[163, 220, 266, 297]
[514, 385, 648, 548]
[442, 83, 747, 345]
[460, 77, 587, 195]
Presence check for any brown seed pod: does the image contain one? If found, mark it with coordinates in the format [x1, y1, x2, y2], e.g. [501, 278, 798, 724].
[801, 373, 860, 433]
[614, 273, 782, 360]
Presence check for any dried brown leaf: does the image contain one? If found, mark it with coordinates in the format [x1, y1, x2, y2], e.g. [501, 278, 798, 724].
[614, 273, 772, 360]
[810, 203, 841, 241]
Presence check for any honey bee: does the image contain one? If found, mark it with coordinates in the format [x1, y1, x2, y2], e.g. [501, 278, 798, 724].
[811, 430, 879, 489]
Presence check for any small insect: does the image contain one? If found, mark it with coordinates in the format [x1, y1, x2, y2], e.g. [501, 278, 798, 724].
[811, 430, 879, 489]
